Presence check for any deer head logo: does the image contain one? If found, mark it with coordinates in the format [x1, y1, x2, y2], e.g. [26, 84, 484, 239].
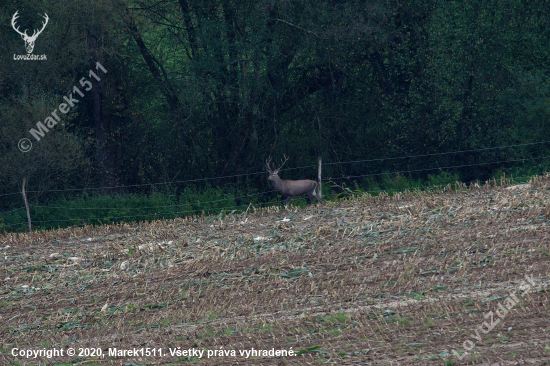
[11, 11, 49, 54]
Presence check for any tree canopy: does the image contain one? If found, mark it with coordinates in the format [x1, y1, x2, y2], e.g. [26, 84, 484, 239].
[1, 0, 549, 230]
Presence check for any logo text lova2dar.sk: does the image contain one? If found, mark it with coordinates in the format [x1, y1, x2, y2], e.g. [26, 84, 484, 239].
[12, 10, 48, 61]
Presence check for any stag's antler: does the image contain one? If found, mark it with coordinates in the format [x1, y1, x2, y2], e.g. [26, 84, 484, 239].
[266, 156, 273, 172]
[275, 155, 289, 171]
[31, 13, 49, 39]
[11, 11, 27, 38]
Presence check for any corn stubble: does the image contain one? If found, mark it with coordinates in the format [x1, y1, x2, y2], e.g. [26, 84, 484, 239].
[1, 175, 550, 365]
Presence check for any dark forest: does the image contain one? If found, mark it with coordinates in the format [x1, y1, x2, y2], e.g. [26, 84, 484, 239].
[1, 0, 549, 231]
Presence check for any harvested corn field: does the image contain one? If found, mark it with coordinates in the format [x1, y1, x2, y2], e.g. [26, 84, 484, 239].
[1, 176, 550, 365]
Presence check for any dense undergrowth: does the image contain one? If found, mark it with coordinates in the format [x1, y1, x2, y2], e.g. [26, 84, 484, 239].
[0, 166, 546, 233]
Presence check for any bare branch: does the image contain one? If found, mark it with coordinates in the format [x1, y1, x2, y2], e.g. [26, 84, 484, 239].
[275, 18, 325, 39]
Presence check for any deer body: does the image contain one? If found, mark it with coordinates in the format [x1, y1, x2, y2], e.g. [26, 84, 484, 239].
[267, 156, 322, 206]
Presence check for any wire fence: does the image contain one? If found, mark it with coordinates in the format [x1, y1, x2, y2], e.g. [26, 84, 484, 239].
[1, 199, 281, 229]
[328, 155, 550, 181]
[1, 139, 548, 198]
[1, 139, 549, 232]
[0, 171, 540, 231]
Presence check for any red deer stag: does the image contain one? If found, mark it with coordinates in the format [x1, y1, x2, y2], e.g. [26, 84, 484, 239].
[266, 156, 323, 206]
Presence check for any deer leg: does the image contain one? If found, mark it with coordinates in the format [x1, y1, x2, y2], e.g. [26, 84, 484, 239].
[306, 192, 314, 205]
[310, 190, 322, 204]
[283, 195, 292, 206]
[314, 193, 323, 204]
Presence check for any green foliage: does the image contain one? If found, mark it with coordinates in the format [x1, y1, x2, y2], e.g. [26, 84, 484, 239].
[0, 218, 7, 234]
[427, 172, 461, 187]
[1, 183, 264, 232]
[1, 0, 550, 232]
[355, 171, 459, 196]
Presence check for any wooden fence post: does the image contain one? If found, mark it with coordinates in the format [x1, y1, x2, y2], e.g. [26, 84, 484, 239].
[22, 178, 32, 233]
[318, 157, 322, 199]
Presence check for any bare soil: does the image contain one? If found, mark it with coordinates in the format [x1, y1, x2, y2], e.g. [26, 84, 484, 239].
[1, 176, 550, 365]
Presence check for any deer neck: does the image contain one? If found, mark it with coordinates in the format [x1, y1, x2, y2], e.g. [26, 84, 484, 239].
[271, 175, 286, 191]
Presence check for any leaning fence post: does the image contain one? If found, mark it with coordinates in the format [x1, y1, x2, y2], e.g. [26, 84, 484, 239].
[318, 156, 322, 199]
[22, 177, 32, 233]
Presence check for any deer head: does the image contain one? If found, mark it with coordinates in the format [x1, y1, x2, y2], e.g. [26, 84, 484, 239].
[12, 11, 49, 54]
[266, 155, 289, 182]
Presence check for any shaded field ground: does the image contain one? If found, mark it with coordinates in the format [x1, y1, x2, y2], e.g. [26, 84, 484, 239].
[1, 176, 550, 365]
